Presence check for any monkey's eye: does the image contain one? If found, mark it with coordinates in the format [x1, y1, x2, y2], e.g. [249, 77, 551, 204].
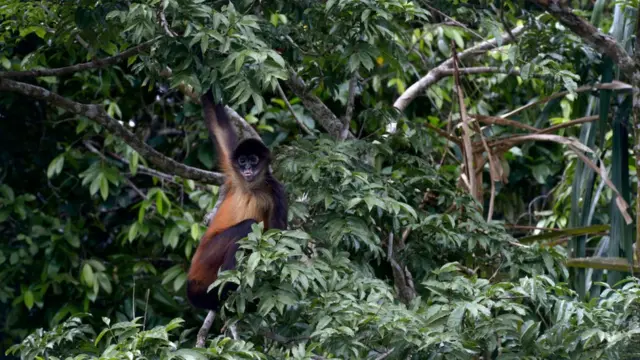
[248, 155, 259, 165]
[238, 155, 247, 166]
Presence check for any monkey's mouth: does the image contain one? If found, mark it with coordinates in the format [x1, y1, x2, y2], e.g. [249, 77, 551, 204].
[242, 169, 255, 180]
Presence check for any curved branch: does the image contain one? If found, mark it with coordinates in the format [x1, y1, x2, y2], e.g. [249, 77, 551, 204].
[276, 82, 315, 136]
[285, 69, 355, 139]
[0, 78, 224, 185]
[527, 0, 636, 78]
[394, 25, 526, 111]
[0, 40, 155, 78]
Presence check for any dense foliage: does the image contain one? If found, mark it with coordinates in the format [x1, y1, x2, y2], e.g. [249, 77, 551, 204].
[4, 0, 640, 358]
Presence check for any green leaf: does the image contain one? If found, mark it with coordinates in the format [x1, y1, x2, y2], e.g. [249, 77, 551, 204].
[1, 57, 11, 69]
[99, 176, 109, 200]
[200, 33, 209, 55]
[47, 154, 65, 178]
[82, 263, 95, 287]
[447, 306, 465, 330]
[130, 151, 139, 176]
[247, 252, 260, 272]
[190, 223, 201, 240]
[173, 273, 187, 292]
[23, 290, 34, 309]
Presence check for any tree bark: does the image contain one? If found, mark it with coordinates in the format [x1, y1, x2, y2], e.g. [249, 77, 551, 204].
[0, 78, 224, 185]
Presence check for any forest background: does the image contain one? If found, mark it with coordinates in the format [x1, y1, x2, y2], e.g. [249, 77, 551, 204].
[3, 0, 640, 358]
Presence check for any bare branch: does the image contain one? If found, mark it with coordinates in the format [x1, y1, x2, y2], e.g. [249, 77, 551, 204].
[157, 7, 177, 38]
[285, 69, 355, 139]
[425, 122, 462, 145]
[276, 82, 314, 136]
[502, 81, 631, 118]
[473, 122, 498, 221]
[451, 42, 478, 201]
[374, 348, 395, 360]
[387, 233, 416, 304]
[0, 40, 154, 78]
[341, 75, 358, 140]
[471, 114, 538, 132]
[422, 3, 484, 40]
[440, 66, 520, 76]
[196, 311, 216, 347]
[83, 141, 147, 197]
[536, 115, 599, 134]
[0, 78, 224, 184]
[633, 5, 640, 266]
[527, 0, 636, 78]
[394, 25, 526, 111]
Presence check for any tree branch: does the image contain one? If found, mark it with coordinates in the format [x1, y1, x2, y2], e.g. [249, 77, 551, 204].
[394, 25, 526, 111]
[387, 233, 416, 304]
[0, 40, 155, 78]
[440, 66, 520, 77]
[472, 114, 538, 132]
[452, 42, 478, 201]
[196, 310, 216, 347]
[527, 0, 636, 78]
[0, 78, 224, 184]
[341, 75, 358, 140]
[285, 69, 355, 139]
[276, 81, 314, 136]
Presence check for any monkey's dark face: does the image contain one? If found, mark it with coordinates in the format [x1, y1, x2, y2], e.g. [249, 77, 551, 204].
[236, 154, 261, 181]
[232, 139, 270, 183]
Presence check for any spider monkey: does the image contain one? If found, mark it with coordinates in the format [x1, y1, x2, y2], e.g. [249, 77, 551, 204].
[186, 91, 288, 311]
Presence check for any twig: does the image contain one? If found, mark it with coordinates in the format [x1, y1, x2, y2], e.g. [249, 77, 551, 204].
[425, 122, 462, 145]
[536, 115, 599, 134]
[196, 311, 216, 348]
[276, 82, 314, 136]
[204, 183, 229, 225]
[341, 75, 358, 140]
[471, 114, 537, 132]
[125, 178, 147, 198]
[504, 224, 562, 231]
[83, 141, 148, 197]
[473, 116, 601, 154]
[374, 348, 395, 360]
[143, 289, 150, 330]
[501, 82, 631, 118]
[451, 41, 477, 201]
[440, 66, 520, 77]
[394, 25, 526, 111]
[0, 40, 155, 78]
[0, 78, 224, 184]
[422, 3, 484, 40]
[75, 35, 91, 50]
[157, 7, 177, 37]
[261, 330, 310, 344]
[473, 122, 497, 221]
[455, 263, 477, 276]
[387, 233, 416, 304]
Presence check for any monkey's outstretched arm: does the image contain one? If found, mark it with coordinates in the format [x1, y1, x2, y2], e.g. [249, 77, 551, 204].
[201, 91, 237, 173]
